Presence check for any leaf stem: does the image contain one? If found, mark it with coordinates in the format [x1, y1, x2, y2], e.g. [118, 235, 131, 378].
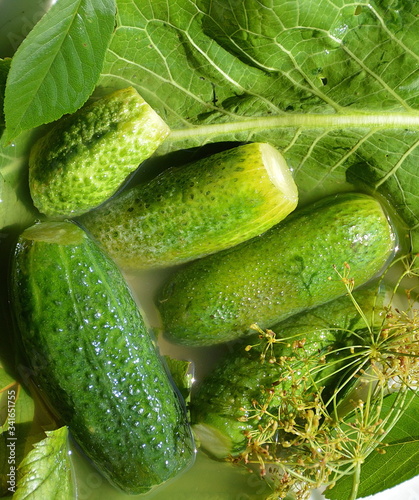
[349, 461, 362, 500]
[167, 112, 419, 145]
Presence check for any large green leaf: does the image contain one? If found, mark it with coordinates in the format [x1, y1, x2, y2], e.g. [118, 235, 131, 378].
[3, 0, 116, 143]
[325, 392, 419, 499]
[99, 0, 419, 250]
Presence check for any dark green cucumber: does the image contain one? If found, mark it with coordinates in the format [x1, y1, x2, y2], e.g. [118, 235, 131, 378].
[158, 192, 396, 346]
[191, 284, 388, 458]
[11, 221, 194, 494]
[80, 142, 298, 270]
[29, 87, 170, 217]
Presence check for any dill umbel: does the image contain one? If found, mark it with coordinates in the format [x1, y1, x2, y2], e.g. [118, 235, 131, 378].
[233, 260, 419, 500]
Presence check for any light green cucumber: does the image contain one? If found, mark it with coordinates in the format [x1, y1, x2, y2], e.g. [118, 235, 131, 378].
[79, 142, 298, 270]
[29, 86, 170, 217]
[11, 221, 195, 495]
[191, 284, 388, 459]
[157, 192, 396, 346]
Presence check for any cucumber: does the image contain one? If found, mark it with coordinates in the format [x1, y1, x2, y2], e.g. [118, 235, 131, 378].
[10, 221, 195, 494]
[157, 192, 396, 346]
[191, 284, 388, 459]
[79, 142, 298, 270]
[29, 87, 170, 217]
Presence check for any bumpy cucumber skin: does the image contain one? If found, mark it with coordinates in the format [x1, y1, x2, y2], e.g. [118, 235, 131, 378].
[80, 143, 297, 270]
[191, 285, 386, 457]
[158, 193, 396, 346]
[29, 87, 170, 218]
[11, 222, 194, 494]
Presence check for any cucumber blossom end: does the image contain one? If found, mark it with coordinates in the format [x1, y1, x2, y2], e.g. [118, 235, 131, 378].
[21, 221, 85, 245]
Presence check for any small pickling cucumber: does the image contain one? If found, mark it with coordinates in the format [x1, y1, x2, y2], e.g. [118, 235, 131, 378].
[79, 142, 298, 270]
[11, 221, 195, 495]
[191, 284, 388, 458]
[29, 86, 170, 217]
[157, 192, 396, 346]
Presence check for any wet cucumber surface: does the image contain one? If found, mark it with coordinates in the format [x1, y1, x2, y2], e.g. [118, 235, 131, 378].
[190, 284, 387, 458]
[11, 222, 195, 495]
[29, 87, 170, 217]
[80, 142, 298, 270]
[158, 192, 397, 346]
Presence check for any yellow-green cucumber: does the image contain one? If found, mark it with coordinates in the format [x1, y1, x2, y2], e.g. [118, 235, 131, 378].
[29, 87, 170, 217]
[157, 192, 396, 346]
[10, 221, 195, 494]
[191, 284, 388, 459]
[79, 142, 298, 270]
